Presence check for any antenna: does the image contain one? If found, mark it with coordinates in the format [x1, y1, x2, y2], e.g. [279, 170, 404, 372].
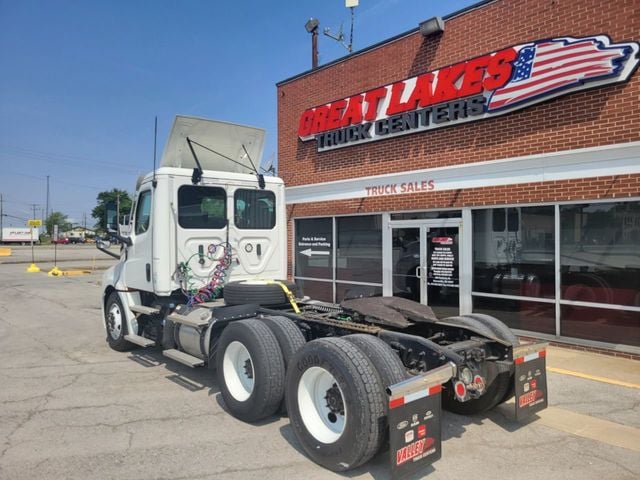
[152, 116, 158, 188]
[324, 0, 358, 53]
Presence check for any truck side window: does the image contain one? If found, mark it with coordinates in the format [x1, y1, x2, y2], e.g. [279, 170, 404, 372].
[135, 190, 152, 235]
[234, 189, 276, 229]
[178, 186, 226, 229]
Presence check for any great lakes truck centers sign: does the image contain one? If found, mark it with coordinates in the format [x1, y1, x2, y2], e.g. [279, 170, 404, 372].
[298, 35, 640, 152]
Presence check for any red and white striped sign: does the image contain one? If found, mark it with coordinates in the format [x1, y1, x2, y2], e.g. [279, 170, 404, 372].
[389, 384, 442, 409]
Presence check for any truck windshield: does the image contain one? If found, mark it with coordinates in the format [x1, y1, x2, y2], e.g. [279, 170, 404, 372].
[178, 186, 226, 229]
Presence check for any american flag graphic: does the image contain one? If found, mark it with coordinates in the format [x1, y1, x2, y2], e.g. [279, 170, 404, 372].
[488, 37, 631, 111]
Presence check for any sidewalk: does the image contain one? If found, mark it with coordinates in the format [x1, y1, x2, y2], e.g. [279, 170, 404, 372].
[546, 345, 640, 387]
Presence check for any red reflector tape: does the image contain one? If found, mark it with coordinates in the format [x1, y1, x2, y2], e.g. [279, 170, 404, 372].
[514, 349, 546, 365]
[389, 384, 443, 409]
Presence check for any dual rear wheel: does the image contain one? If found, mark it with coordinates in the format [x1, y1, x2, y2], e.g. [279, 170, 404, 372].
[216, 318, 407, 472]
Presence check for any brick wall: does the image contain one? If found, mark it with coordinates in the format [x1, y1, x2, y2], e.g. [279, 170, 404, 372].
[278, 0, 639, 193]
[277, 0, 640, 274]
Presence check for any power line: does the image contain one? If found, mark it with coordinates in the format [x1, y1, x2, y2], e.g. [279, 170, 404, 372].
[0, 144, 144, 174]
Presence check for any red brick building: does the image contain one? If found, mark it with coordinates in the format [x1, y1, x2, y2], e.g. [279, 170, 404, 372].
[277, 0, 640, 353]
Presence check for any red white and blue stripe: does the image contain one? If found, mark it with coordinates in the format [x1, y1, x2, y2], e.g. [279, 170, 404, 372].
[488, 37, 633, 111]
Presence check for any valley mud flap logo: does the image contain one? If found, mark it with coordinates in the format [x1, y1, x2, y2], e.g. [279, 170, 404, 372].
[388, 385, 442, 479]
[514, 346, 548, 421]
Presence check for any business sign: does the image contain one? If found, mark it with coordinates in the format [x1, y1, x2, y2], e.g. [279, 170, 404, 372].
[27, 219, 42, 227]
[298, 35, 640, 152]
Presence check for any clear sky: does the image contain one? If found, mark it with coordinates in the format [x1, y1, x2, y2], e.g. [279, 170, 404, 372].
[0, 0, 479, 228]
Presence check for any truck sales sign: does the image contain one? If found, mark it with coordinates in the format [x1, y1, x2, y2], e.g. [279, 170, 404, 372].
[298, 35, 640, 152]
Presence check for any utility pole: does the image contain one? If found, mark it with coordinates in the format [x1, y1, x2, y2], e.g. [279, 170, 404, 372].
[45, 175, 50, 233]
[1, 193, 3, 240]
[116, 193, 120, 232]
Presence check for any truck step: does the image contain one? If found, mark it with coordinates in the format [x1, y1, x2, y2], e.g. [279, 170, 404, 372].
[130, 305, 160, 316]
[124, 334, 155, 347]
[162, 349, 204, 367]
[167, 312, 210, 328]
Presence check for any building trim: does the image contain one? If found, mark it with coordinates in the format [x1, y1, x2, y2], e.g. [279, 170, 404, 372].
[285, 141, 640, 205]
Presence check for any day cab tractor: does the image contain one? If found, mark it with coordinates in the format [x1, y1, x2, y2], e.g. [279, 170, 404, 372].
[98, 116, 548, 477]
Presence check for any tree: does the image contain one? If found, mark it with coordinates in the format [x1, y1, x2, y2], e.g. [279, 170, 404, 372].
[46, 211, 71, 235]
[92, 189, 133, 232]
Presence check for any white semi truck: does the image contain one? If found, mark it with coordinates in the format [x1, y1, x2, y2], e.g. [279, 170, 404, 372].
[98, 116, 548, 477]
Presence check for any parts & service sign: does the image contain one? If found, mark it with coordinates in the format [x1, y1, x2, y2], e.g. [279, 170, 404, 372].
[298, 35, 640, 151]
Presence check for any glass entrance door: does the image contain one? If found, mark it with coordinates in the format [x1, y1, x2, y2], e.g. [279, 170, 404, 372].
[389, 221, 460, 318]
[426, 226, 460, 318]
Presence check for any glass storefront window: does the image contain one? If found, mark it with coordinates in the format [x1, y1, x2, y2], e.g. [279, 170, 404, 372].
[336, 216, 382, 283]
[561, 305, 640, 347]
[336, 283, 382, 303]
[560, 201, 640, 307]
[391, 210, 461, 221]
[294, 218, 333, 279]
[473, 206, 555, 298]
[473, 296, 556, 334]
[294, 279, 333, 303]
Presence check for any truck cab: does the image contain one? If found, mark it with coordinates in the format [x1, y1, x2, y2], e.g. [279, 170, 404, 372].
[100, 116, 286, 338]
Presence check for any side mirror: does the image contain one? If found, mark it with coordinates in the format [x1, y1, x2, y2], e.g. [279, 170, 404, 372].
[105, 201, 118, 232]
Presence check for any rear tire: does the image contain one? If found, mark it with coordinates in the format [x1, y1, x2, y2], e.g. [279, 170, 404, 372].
[342, 334, 408, 389]
[262, 315, 307, 414]
[216, 319, 285, 422]
[440, 315, 510, 415]
[286, 338, 386, 472]
[463, 313, 519, 404]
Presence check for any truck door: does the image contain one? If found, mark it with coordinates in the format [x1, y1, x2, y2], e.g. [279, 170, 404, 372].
[123, 189, 154, 291]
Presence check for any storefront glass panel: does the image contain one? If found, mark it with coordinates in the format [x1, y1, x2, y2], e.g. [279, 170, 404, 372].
[392, 227, 421, 301]
[561, 305, 640, 347]
[294, 279, 333, 303]
[336, 283, 383, 303]
[472, 296, 556, 334]
[560, 201, 640, 307]
[336, 216, 382, 283]
[294, 218, 333, 279]
[473, 206, 555, 298]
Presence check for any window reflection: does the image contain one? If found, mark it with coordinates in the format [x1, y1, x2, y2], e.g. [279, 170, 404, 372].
[473, 206, 555, 298]
[561, 202, 640, 307]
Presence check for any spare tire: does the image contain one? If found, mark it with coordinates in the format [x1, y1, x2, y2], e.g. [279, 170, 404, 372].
[223, 280, 298, 306]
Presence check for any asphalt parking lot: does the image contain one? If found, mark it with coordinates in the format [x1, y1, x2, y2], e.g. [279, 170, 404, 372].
[1, 247, 639, 479]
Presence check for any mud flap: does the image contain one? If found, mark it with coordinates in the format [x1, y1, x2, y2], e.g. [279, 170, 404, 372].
[513, 342, 549, 421]
[387, 363, 454, 479]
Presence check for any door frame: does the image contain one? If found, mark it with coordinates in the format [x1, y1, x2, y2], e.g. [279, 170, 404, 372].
[383, 216, 469, 313]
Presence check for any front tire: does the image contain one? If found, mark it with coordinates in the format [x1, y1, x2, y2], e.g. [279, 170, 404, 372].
[216, 319, 285, 422]
[286, 338, 386, 472]
[105, 292, 133, 352]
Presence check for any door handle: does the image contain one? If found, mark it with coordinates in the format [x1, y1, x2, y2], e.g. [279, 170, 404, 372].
[415, 266, 423, 278]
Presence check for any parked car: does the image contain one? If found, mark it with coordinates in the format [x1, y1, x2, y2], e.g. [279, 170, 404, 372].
[52, 237, 70, 245]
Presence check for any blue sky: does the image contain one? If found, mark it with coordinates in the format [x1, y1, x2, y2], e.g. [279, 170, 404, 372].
[0, 0, 478, 227]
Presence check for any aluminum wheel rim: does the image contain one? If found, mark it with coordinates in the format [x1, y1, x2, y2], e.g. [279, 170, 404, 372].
[223, 341, 255, 401]
[298, 366, 346, 444]
[107, 303, 123, 340]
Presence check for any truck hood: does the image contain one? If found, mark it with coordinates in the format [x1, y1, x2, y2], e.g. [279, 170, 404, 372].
[160, 115, 265, 174]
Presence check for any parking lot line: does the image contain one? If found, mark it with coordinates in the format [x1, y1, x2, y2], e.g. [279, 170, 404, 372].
[547, 366, 640, 389]
[537, 407, 640, 453]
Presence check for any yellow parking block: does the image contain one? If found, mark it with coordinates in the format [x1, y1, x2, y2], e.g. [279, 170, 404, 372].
[0, 247, 11, 256]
